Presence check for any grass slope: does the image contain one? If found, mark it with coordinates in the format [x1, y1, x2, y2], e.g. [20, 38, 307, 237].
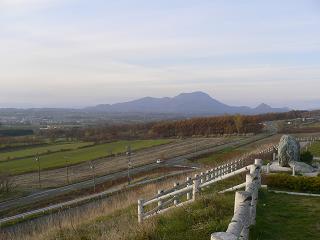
[309, 141, 320, 157]
[194, 147, 245, 166]
[42, 175, 243, 240]
[0, 139, 171, 174]
[250, 191, 320, 240]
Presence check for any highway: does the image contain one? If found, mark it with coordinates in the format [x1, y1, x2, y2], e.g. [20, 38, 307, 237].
[0, 132, 274, 225]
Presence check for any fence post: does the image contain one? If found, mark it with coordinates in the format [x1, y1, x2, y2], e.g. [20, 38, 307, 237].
[186, 177, 192, 200]
[254, 159, 262, 187]
[192, 174, 200, 201]
[157, 189, 164, 208]
[292, 165, 296, 176]
[227, 191, 252, 238]
[266, 163, 270, 174]
[245, 173, 258, 226]
[273, 152, 276, 161]
[214, 167, 218, 178]
[200, 172, 205, 184]
[206, 170, 210, 182]
[211, 232, 237, 240]
[138, 199, 144, 223]
[210, 168, 214, 179]
[174, 182, 180, 205]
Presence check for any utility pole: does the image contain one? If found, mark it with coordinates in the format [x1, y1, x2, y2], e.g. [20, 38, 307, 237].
[64, 156, 70, 184]
[89, 160, 96, 192]
[35, 153, 41, 188]
[126, 145, 132, 185]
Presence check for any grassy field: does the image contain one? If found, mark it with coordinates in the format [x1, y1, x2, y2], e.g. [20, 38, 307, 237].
[309, 141, 320, 157]
[250, 191, 320, 240]
[0, 142, 94, 161]
[194, 147, 246, 166]
[0, 139, 171, 174]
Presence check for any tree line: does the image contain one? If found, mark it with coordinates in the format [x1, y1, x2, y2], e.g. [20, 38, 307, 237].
[38, 110, 307, 142]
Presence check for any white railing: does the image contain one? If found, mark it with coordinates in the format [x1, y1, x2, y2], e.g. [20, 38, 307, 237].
[296, 136, 320, 142]
[137, 142, 274, 223]
[211, 159, 262, 240]
[138, 159, 248, 223]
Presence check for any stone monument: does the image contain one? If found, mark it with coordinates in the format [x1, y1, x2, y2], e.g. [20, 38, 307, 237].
[278, 135, 300, 167]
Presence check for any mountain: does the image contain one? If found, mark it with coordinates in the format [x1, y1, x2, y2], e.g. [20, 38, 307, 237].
[85, 91, 289, 115]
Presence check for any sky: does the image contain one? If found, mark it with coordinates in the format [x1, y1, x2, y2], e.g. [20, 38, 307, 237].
[0, 0, 319, 109]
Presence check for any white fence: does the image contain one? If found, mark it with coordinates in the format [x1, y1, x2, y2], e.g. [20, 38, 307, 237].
[137, 144, 274, 223]
[211, 159, 262, 240]
[296, 136, 320, 142]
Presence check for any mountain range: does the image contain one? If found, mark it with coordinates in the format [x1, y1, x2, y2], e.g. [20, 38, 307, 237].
[85, 91, 289, 116]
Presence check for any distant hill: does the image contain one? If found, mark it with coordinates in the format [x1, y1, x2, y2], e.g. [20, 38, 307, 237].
[85, 91, 289, 115]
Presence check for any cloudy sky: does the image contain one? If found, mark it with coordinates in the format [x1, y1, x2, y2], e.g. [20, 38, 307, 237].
[0, 0, 319, 109]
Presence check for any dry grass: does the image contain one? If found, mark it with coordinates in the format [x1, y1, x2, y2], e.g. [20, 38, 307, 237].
[0, 172, 193, 240]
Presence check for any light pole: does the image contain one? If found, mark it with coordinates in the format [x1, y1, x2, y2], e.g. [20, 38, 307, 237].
[126, 145, 132, 185]
[64, 156, 70, 184]
[35, 153, 41, 188]
[89, 160, 96, 192]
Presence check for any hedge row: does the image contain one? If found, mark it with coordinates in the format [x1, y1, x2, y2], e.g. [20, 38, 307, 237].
[265, 173, 320, 193]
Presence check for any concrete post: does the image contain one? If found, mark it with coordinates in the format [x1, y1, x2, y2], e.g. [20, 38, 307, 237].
[138, 199, 144, 223]
[192, 175, 200, 201]
[273, 152, 276, 161]
[266, 163, 270, 174]
[211, 232, 237, 240]
[292, 165, 296, 176]
[254, 160, 262, 187]
[200, 172, 204, 184]
[254, 159, 263, 167]
[157, 189, 163, 208]
[245, 173, 258, 226]
[206, 170, 210, 182]
[210, 169, 214, 179]
[186, 177, 192, 200]
[174, 182, 180, 205]
[227, 191, 252, 238]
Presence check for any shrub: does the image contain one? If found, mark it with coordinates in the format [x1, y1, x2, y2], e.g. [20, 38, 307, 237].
[300, 151, 313, 164]
[265, 173, 320, 193]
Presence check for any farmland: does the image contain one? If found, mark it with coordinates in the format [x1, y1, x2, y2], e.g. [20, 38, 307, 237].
[0, 142, 94, 162]
[11, 137, 242, 189]
[0, 139, 171, 174]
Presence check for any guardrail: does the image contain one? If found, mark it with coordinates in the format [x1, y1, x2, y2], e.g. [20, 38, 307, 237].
[137, 143, 273, 224]
[211, 159, 262, 240]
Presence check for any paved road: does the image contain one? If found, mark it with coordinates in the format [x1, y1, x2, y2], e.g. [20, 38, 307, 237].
[0, 133, 273, 215]
[12, 137, 230, 188]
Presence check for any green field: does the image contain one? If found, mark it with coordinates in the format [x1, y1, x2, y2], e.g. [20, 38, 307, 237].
[0, 142, 94, 161]
[0, 139, 171, 174]
[309, 141, 320, 157]
[194, 147, 245, 166]
[250, 191, 320, 240]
